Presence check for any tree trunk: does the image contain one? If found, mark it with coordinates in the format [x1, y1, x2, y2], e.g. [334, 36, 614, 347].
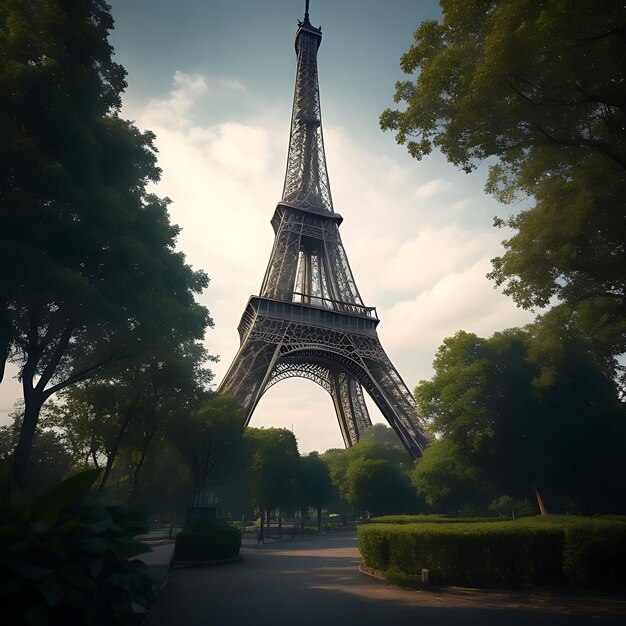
[12, 386, 44, 486]
[97, 411, 133, 493]
[278, 510, 282, 538]
[317, 505, 322, 532]
[266, 509, 271, 538]
[131, 429, 156, 501]
[300, 510, 304, 536]
[533, 484, 548, 515]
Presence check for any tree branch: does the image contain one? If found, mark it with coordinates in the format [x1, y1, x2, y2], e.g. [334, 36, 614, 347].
[42, 352, 128, 400]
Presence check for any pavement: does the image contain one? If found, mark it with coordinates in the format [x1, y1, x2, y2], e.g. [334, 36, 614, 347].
[138, 529, 626, 626]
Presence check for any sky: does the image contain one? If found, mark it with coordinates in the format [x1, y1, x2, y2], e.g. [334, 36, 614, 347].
[0, 0, 535, 453]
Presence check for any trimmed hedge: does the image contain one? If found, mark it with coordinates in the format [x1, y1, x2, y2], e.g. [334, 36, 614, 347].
[173, 517, 241, 562]
[358, 516, 626, 588]
[369, 515, 501, 525]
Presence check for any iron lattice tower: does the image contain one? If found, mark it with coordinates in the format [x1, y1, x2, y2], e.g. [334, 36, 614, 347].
[219, 5, 429, 458]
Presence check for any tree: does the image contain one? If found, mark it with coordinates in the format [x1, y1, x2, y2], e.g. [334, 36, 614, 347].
[410, 439, 486, 514]
[320, 425, 418, 518]
[344, 457, 414, 517]
[319, 448, 351, 518]
[0, 413, 73, 494]
[0, 0, 211, 483]
[351, 423, 412, 468]
[297, 452, 333, 530]
[166, 393, 245, 510]
[46, 341, 213, 495]
[245, 428, 300, 535]
[381, 0, 626, 373]
[415, 324, 626, 513]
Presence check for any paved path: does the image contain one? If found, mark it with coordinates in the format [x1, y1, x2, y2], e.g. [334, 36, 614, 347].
[142, 529, 625, 626]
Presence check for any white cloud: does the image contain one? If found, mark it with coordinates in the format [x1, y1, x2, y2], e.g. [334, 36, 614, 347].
[218, 78, 248, 94]
[414, 178, 452, 199]
[381, 223, 500, 294]
[144, 71, 207, 127]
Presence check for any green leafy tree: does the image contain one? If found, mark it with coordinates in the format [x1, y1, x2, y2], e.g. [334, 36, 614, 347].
[128, 436, 193, 521]
[351, 423, 412, 468]
[320, 425, 418, 517]
[46, 341, 212, 495]
[319, 447, 351, 518]
[410, 439, 486, 514]
[344, 457, 414, 517]
[0, 0, 211, 484]
[166, 393, 245, 510]
[415, 324, 626, 513]
[297, 452, 334, 530]
[381, 0, 626, 373]
[0, 413, 73, 495]
[245, 428, 300, 533]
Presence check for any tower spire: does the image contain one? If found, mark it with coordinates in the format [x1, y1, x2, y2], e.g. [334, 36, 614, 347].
[283, 0, 330, 213]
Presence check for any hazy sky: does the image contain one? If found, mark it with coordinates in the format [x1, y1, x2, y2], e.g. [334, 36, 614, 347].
[1, 0, 534, 453]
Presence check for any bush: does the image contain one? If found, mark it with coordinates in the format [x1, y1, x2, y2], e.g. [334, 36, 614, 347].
[563, 519, 626, 587]
[368, 514, 499, 524]
[173, 517, 241, 562]
[0, 466, 154, 625]
[358, 516, 626, 588]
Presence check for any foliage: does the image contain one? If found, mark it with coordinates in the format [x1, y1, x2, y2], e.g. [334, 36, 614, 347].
[410, 439, 487, 514]
[488, 495, 536, 519]
[46, 341, 213, 495]
[173, 517, 241, 562]
[320, 424, 420, 517]
[381, 0, 626, 373]
[0, 0, 211, 482]
[0, 414, 73, 495]
[319, 448, 351, 513]
[368, 515, 499, 524]
[358, 516, 626, 587]
[127, 437, 193, 520]
[245, 428, 300, 513]
[167, 393, 245, 509]
[0, 466, 154, 625]
[296, 452, 333, 521]
[414, 325, 626, 513]
[345, 457, 414, 517]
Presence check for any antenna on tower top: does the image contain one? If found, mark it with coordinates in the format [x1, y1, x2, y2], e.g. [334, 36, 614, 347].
[305, 0, 310, 22]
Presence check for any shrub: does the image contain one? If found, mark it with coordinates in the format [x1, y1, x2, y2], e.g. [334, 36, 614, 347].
[563, 519, 626, 587]
[368, 514, 499, 524]
[358, 516, 626, 588]
[0, 466, 154, 625]
[360, 521, 564, 586]
[173, 517, 241, 562]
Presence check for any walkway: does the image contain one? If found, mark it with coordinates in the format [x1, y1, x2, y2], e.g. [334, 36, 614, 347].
[142, 529, 625, 626]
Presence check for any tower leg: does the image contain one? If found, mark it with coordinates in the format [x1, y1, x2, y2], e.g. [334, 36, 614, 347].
[218, 337, 281, 423]
[355, 353, 428, 459]
[330, 371, 372, 447]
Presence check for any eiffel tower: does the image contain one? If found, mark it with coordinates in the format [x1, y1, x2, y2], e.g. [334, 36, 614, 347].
[219, 2, 429, 458]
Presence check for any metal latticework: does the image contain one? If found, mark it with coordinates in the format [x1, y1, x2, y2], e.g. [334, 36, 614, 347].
[218, 7, 430, 458]
[282, 17, 333, 214]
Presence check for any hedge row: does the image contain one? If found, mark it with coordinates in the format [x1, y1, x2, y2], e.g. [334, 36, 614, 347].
[369, 515, 501, 525]
[358, 516, 626, 588]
